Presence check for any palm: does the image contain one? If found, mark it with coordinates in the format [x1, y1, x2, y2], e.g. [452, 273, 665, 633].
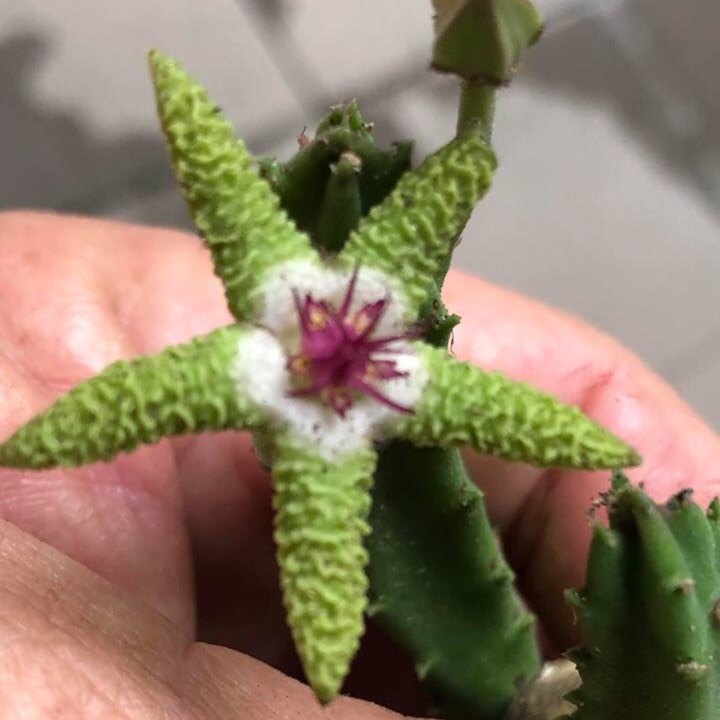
[1, 211, 719, 717]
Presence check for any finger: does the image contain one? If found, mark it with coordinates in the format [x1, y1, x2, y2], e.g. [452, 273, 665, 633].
[0, 518, 406, 720]
[443, 268, 720, 649]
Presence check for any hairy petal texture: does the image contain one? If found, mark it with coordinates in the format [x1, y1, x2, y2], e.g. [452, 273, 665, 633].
[149, 50, 317, 321]
[340, 129, 496, 318]
[271, 434, 376, 703]
[393, 345, 641, 470]
[0, 326, 265, 469]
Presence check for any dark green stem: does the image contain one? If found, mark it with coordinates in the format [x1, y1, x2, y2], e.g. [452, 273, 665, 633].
[367, 443, 541, 720]
[316, 152, 363, 253]
[565, 474, 720, 720]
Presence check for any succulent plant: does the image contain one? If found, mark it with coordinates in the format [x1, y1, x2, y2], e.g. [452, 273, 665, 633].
[0, 50, 638, 707]
[432, 0, 544, 85]
[564, 473, 720, 720]
[265, 90, 545, 720]
[368, 443, 542, 720]
[0, 1, 649, 715]
[258, 99, 413, 254]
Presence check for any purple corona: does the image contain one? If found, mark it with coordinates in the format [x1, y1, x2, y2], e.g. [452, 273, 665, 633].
[287, 269, 416, 417]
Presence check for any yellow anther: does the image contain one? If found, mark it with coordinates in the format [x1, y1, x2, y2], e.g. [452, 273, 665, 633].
[364, 363, 379, 381]
[309, 307, 329, 330]
[288, 354, 311, 376]
[351, 311, 372, 336]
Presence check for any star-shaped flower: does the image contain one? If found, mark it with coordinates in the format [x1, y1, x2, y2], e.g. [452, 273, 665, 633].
[0, 52, 641, 703]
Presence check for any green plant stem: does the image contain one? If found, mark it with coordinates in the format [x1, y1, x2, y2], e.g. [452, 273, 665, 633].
[457, 81, 496, 142]
[564, 474, 720, 720]
[265, 103, 541, 719]
[368, 443, 541, 720]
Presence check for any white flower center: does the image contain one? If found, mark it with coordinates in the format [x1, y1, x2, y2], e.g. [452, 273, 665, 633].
[232, 261, 428, 457]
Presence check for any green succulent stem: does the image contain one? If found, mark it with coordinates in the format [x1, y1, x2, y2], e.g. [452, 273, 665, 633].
[258, 101, 413, 250]
[458, 81, 496, 142]
[367, 443, 541, 720]
[565, 474, 720, 720]
[315, 151, 363, 252]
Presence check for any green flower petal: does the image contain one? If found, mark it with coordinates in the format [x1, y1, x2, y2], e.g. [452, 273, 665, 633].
[339, 128, 495, 318]
[272, 434, 376, 703]
[394, 345, 641, 470]
[149, 50, 317, 321]
[0, 326, 265, 469]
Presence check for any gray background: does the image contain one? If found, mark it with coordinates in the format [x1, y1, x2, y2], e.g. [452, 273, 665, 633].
[2, 0, 719, 429]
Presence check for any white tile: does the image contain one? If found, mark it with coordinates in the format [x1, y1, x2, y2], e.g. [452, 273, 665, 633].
[1, 0, 302, 142]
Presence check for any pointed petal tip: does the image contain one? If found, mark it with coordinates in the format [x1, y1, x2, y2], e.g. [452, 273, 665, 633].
[0, 437, 70, 471]
[147, 49, 178, 93]
[147, 49, 187, 91]
[147, 48, 168, 75]
[398, 346, 647, 472]
[147, 47, 172, 68]
[601, 430, 642, 471]
[626, 447, 643, 468]
[309, 676, 342, 706]
[0, 432, 44, 470]
[585, 435, 642, 472]
[0, 444, 20, 469]
[301, 645, 354, 704]
[291, 621, 357, 709]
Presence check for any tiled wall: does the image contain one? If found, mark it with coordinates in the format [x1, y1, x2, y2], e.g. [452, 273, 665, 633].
[2, 0, 719, 429]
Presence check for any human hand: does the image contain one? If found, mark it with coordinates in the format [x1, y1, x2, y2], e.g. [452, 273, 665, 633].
[0, 211, 718, 718]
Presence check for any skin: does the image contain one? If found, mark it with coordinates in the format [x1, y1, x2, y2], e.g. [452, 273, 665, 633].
[0, 210, 719, 719]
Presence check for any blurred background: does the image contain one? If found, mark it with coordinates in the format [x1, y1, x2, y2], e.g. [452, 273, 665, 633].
[1, 0, 719, 429]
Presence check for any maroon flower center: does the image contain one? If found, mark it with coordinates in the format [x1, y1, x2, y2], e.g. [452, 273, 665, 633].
[286, 269, 416, 417]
